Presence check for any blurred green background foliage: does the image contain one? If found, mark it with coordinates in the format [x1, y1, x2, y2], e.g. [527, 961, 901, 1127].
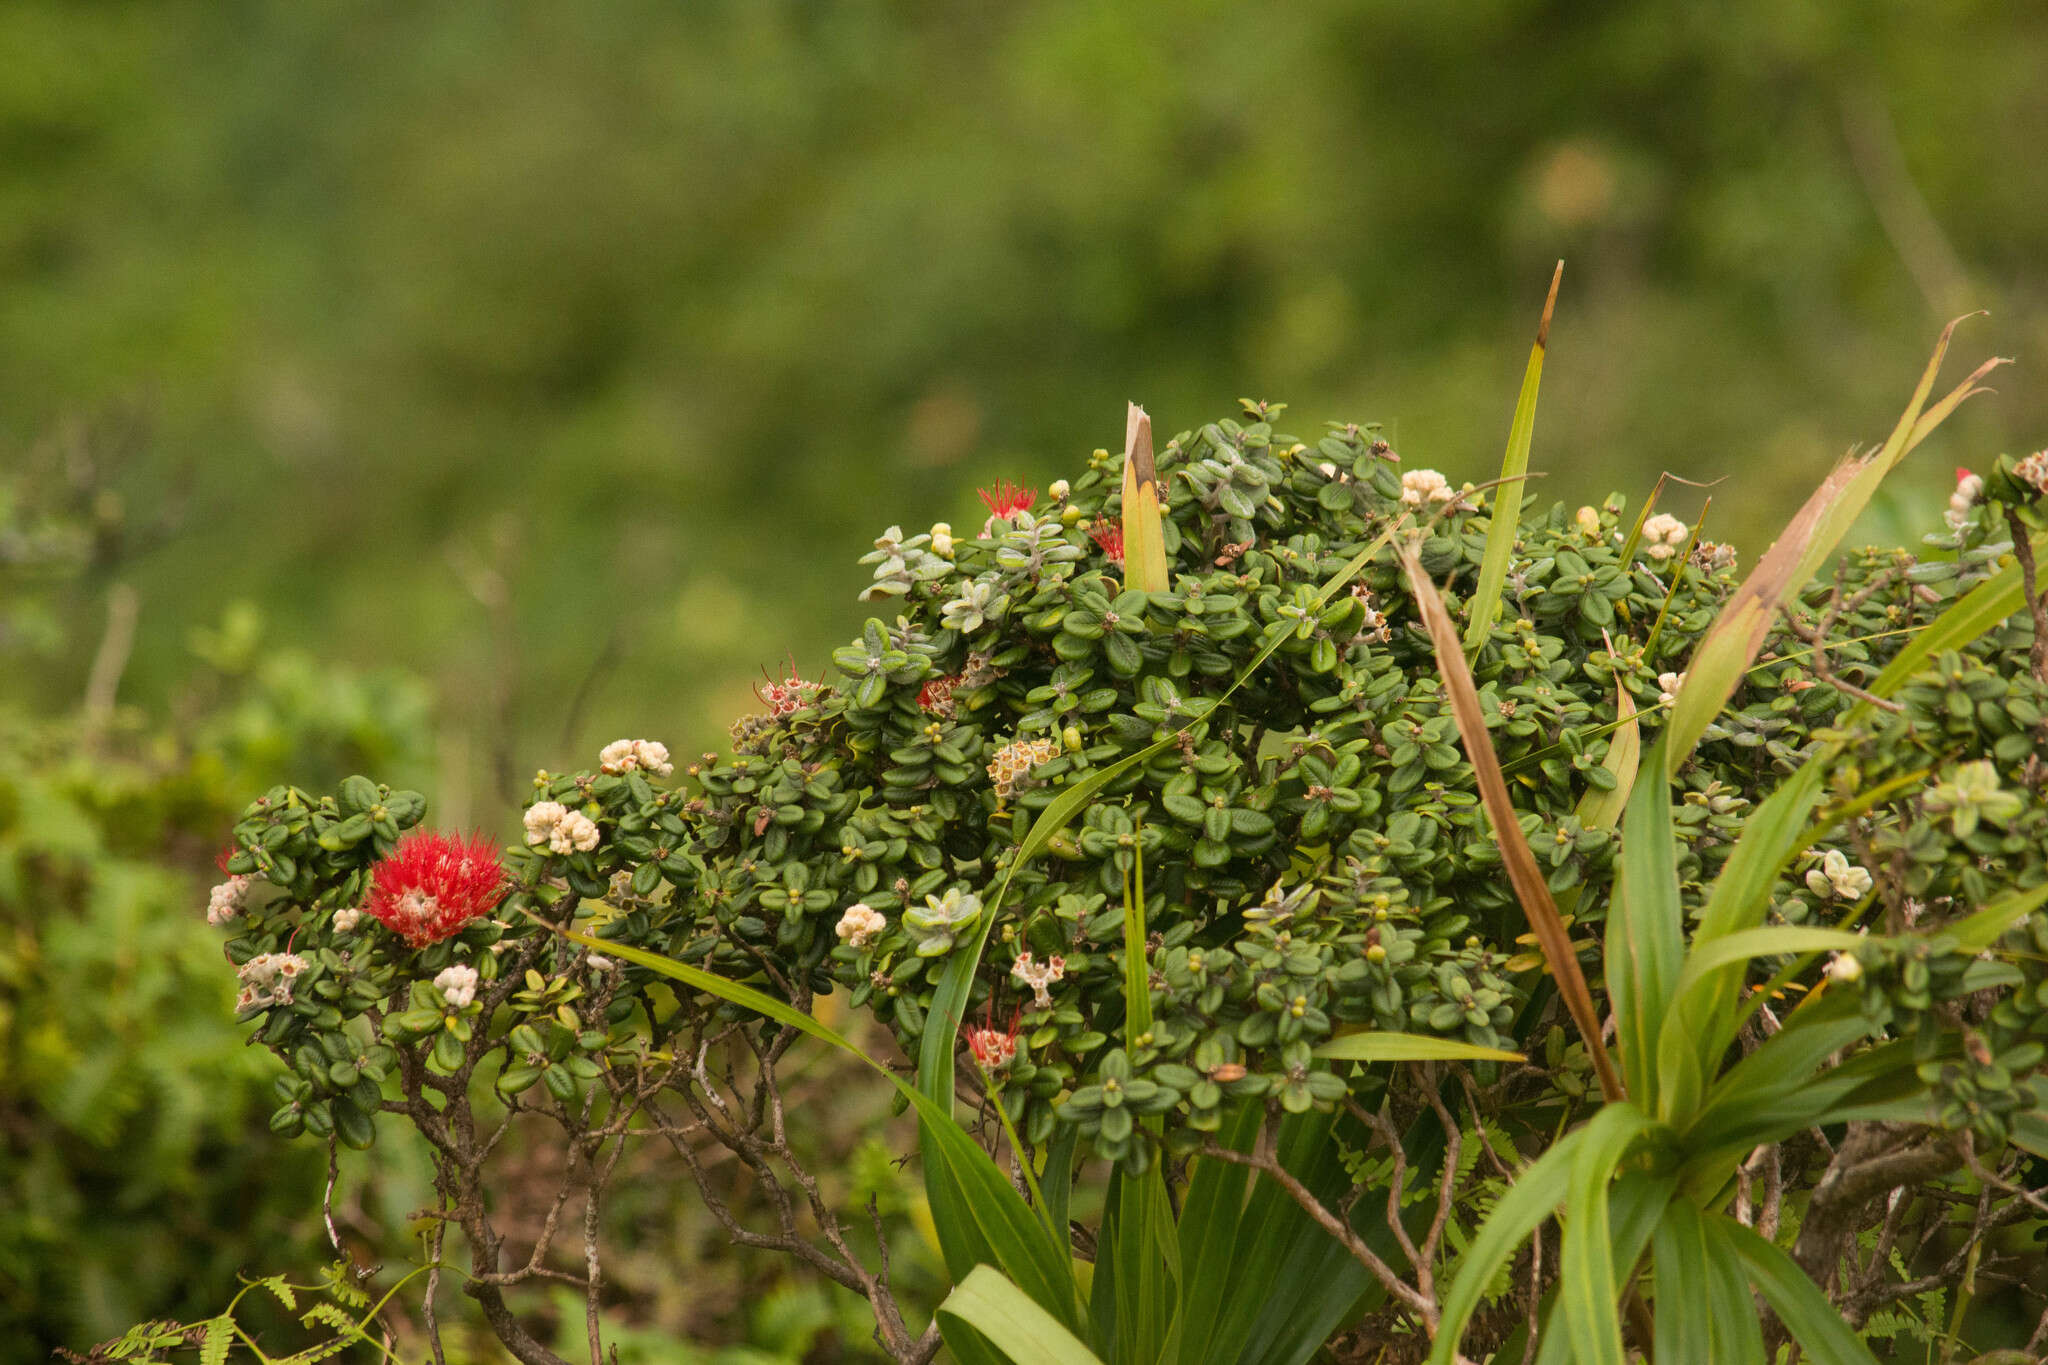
[3, 0, 2047, 1356]
[5, 0, 2046, 802]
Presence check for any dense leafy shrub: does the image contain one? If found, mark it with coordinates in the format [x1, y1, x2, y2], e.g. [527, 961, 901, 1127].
[227, 405, 2041, 1153]
[196, 352, 2048, 1362]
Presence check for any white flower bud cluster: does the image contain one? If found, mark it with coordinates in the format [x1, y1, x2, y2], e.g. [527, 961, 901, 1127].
[1640, 513, 1689, 561]
[434, 963, 479, 1009]
[1399, 469, 1458, 508]
[1656, 671, 1686, 706]
[1947, 469, 1985, 530]
[524, 800, 600, 854]
[332, 906, 363, 934]
[930, 521, 956, 557]
[835, 901, 887, 949]
[598, 738, 674, 777]
[1047, 480, 1071, 501]
[236, 952, 310, 1012]
[1011, 950, 1068, 1008]
[1806, 849, 1874, 901]
[206, 875, 251, 926]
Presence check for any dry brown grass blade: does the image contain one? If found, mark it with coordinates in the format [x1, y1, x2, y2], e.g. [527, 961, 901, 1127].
[1662, 320, 2005, 776]
[1400, 543, 1626, 1103]
[1659, 456, 1858, 777]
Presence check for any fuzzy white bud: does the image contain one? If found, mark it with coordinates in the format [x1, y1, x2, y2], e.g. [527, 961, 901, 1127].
[433, 963, 480, 1010]
[206, 876, 251, 926]
[1399, 469, 1455, 508]
[835, 902, 887, 949]
[1641, 513, 1689, 561]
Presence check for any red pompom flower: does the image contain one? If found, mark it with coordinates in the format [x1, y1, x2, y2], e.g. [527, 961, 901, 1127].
[365, 830, 507, 948]
[1089, 522, 1125, 567]
[976, 479, 1037, 520]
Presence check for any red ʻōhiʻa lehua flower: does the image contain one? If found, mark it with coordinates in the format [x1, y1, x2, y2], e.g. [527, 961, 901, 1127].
[365, 830, 507, 948]
[1089, 522, 1125, 567]
[976, 479, 1037, 520]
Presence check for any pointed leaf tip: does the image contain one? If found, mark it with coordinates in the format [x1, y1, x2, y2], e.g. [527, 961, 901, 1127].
[1124, 402, 1156, 488]
[1537, 261, 1563, 348]
[1119, 402, 1170, 592]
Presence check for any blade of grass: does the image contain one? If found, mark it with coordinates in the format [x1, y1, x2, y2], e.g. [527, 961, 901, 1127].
[1313, 1032, 1524, 1064]
[1121, 403, 1171, 594]
[1123, 837, 1152, 1043]
[1940, 879, 2048, 951]
[1671, 926, 1873, 998]
[1463, 261, 1561, 654]
[1615, 473, 1673, 568]
[1402, 544, 1624, 1102]
[1654, 760, 1829, 1115]
[1100, 1165, 1178, 1365]
[1574, 680, 1641, 834]
[1039, 1123, 1079, 1263]
[1221, 1109, 1379, 1365]
[1204, 1110, 1363, 1365]
[1641, 496, 1710, 658]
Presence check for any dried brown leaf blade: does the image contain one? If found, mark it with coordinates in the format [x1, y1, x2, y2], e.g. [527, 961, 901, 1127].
[1400, 544, 1625, 1103]
[1663, 321, 2003, 776]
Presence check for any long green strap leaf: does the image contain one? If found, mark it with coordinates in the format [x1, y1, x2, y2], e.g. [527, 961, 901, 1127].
[1535, 1171, 1675, 1365]
[1463, 261, 1560, 654]
[1101, 1164, 1178, 1365]
[1123, 838, 1152, 1042]
[1654, 760, 1828, 1115]
[1670, 926, 1871, 999]
[1606, 742, 1682, 1110]
[940, 1266, 1108, 1365]
[1713, 1214, 1881, 1365]
[1651, 1199, 1720, 1365]
[1699, 1215, 1769, 1365]
[1559, 1103, 1659, 1365]
[1210, 1109, 1369, 1365]
[1169, 1103, 1260, 1365]
[1427, 1124, 1592, 1365]
[1935, 877, 2048, 952]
